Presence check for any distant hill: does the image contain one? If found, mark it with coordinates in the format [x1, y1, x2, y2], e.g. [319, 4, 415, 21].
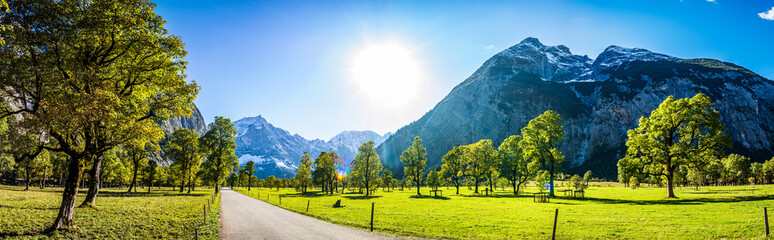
[376, 37, 774, 179]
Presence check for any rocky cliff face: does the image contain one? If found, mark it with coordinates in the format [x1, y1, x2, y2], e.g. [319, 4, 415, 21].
[376, 37, 774, 179]
[233, 115, 390, 178]
[155, 104, 207, 166]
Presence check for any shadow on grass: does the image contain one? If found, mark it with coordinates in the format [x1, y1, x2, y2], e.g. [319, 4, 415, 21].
[95, 191, 209, 198]
[582, 195, 774, 205]
[408, 195, 450, 200]
[342, 195, 382, 200]
[0, 204, 58, 210]
[0, 231, 46, 239]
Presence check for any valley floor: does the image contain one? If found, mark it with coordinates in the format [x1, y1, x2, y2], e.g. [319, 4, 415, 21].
[0, 185, 219, 239]
[233, 183, 774, 239]
[220, 188, 398, 239]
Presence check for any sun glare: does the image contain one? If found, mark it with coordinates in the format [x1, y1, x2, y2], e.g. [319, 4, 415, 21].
[352, 43, 421, 108]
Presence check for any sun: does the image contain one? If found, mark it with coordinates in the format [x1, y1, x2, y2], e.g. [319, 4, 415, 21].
[352, 43, 421, 108]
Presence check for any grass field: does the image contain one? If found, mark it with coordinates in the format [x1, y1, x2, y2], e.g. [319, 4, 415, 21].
[0, 185, 220, 239]
[234, 183, 774, 239]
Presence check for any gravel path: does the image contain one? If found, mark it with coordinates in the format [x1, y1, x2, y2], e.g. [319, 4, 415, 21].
[219, 188, 401, 240]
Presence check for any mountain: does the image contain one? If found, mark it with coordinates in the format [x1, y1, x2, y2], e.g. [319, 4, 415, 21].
[329, 130, 392, 161]
[376, 37, 774, 179]
[233, 115, 390, 178]
[155, 104, 208, 166]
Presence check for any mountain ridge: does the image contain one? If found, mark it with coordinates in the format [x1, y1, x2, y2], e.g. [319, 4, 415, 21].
[376, 37, 774, 179]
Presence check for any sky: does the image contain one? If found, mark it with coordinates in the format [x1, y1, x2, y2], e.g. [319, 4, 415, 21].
[153, 0, 774, 141]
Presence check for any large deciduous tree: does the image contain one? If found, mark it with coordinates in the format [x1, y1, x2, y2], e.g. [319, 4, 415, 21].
[241, 161, 256, 191]
[466, 139, 498, 194]
[401, 136, 427, 196]
[440, 146, 466, 195]
[352, 141, 382, 196]
[313, 151, 336, 194]
[521, 110, 564, 197]
[498, 135, 536, 195]
[167, 129, 202, 194]
[0, 0, 197, 230]
[199, 116, 237, 194]
[123, 140, 159, 193]
[619, 94, 729, 198]
[294, 151, 312, 194]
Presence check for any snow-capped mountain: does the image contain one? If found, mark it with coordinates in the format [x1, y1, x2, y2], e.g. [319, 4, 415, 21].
[234, 115, 390, 178]
[377, 37, 774, 179]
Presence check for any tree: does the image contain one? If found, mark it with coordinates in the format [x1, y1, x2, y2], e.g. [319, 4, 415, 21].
[167, 129, 202, 193]
[570, 174, 587, 191]
[629, 176, 640, 189]
[465, 140, 498, 194]
[144, 160, 159, 193]
[401, 136, 427, 196]
[294, 152, 313, 194]
[0, 0, 198, 230]
[352, 141, 382, 196]
[0, 117, 45, 190]
[265, 175, 276, 190]
[583, 171, 593, 184]
[521, 110, 565, 197]
[382, 169, 393, 191]
[123, 141, 159, 193]
[312, 151, 336, 194]
[199, 116, 238, 194]
[427, 170, 441, 193]
[241, 161, 256, 191]
[722, 154, 751, 185]
[619, 94, 730, 198]
[441, 146, 467, 195]
[498, 135, 536, 195]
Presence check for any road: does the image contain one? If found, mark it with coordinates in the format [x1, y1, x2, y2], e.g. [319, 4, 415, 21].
[219, 188, 401, 240]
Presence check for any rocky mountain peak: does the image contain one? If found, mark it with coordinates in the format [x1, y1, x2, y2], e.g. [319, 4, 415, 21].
[490, 37, 593, 82]
[593, 45, 678, 74]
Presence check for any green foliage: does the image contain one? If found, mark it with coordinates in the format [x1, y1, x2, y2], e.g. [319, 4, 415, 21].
[199, 116, 238, 193]
[426, 170, 441, 191]
[312, 152, 337, 194]
[498, 135, 537, 195]
[401, 136, 427, 196]
[521, 110, 564, 196]
[166, 128, 202, 193]
[381, 168, 393, 191]
[620, 94, 730, 198]
[570, 174, 587, 191]
[440, 146, 466, 194]
[0, 0, 199, 229]
[294, 152, 313, 194]
[352, 141, 382, 196]
[583, 170, 593, 183]
[722, 154, 750, 184]
[629, 176, 640, 189]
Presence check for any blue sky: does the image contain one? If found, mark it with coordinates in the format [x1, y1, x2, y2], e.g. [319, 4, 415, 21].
[153, 0, 774, 140]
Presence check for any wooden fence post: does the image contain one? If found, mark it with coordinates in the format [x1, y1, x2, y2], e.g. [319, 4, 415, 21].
[552, 209, 558, 240]
[194, 228, 198, 240]
[279, 195, 282, 205]
[765, 207, 770, 236]
[307, 200, 310, 212]
[203, 205, 207, 223]
[371, 202, 374, 232]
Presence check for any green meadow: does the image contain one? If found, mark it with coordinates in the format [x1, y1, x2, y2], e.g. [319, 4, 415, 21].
[235, 183, 774, 239]
[0, 186, 220, 239]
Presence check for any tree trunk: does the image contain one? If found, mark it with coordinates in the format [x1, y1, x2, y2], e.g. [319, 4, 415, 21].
[474, 178, 479, 193]
[128, 160, 138, 193]
[512, 179, 518, 195]
[666, 169, 676, 198]
[49, 156, 83, 231]
[81, 155, 103, 207]
[24, 167, 30, 191]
